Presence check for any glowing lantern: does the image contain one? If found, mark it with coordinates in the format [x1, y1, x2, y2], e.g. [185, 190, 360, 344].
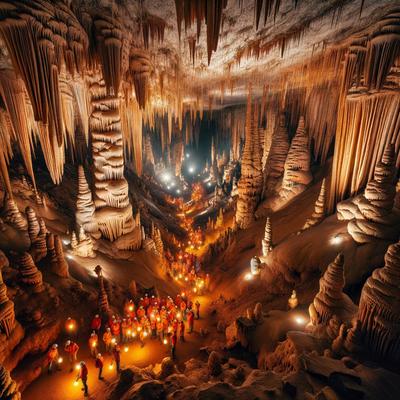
[57, 357, 63, 364]
[163, 338, 168, 345]
[124, 346, 128, 353]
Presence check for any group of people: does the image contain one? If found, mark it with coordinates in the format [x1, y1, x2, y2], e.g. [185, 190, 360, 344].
[46, 292, 202, 397]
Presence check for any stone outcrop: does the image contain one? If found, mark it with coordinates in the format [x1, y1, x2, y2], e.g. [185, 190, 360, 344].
[75, 165, 98, 235]
[261, 217, 272, 256]
[0, 261, 15, 337]
[51, 235, 69, 278]
[337, 144, 399, 243]
[309, 254, 356, 326]
[0, 365, 21, 400]
[235, 97, 263, 229]
[280, 117, 312, 198]
[94, 265, 110, 314]
[151, 225, 164, 257]
[302, 178, 327, 230]
[25, 207, 39, 242]
[17, 252, 44, 293]
[1, 195, 27, 231]
[358, 241, 400, 363]
[29, 218, 47, 262]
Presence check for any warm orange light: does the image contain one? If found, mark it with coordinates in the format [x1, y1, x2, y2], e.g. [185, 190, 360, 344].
[73, 381, 79, 387]
[57, 357, 63, 364]
[163, 338, 168, 345]
[124, 346, 128, 353]
[129, 306, 134, 311]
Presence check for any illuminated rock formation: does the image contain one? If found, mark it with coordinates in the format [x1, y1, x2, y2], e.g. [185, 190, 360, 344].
[0, 365, 21, 400]
[94, 265, 110, 314]
[151, 225, 164, 257]
[71, 227, 95, 258]
[231, 177, 238, 197]
[1, 195, 27, 231]
[0, 262, 15, 337]
[76, 166, 98, 235]
[358, 241, 400, 363]
[288, 290, 298, 309]
[89, 75, 137, 248]
[309, 254, 356, 326]
[337, 144, 399, 243]
[215, 208, 224, 229]
[343, 319, 363, 354]
[263, 114, 289, 195]
[25, 207, 40, 242]
[46, 233, 58, 268]
[261, 217, 272, 256]
[144, 134, 155, 171]
[302, 179, 327, 230]
[29, 218, 47, 263]
[236, 97, 263, 229]
[17, 252, 44, 293]
[281, 117, 312, 197]
[52, 235, 69, 278]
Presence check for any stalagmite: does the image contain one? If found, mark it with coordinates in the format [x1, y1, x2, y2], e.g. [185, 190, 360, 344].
[76, 166, 98, 235]
[94, 265, 110, 314]
[0, 264, 15, 337]
[261, 217, 273, 256]
[337, 144, 400, 243]
[17, 252, 44, 293]
[288, 290, 298, 309]
[302, 179, 327, 230]
[0, 364, 21, 400]
[26, 206, 40, 242]
[262, 114, 290, 197]
[281, 117, 312, 197]
[71, 227, 95, 258]
[144, 134, 155, 171]
[52, 235, 69, 278]
[309, 254, 356, 326]
[236, 96, 263, 228]
[358, 241, 400, 363]
[152, 226, 164, 257]
[89, 75, 138, 249]
[29, 218, 48, 263]
[1, 194, 27, 231]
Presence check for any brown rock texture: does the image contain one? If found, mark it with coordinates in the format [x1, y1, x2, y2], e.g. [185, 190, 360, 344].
[261, 217, 273, 256]
[1, 195, 27, 231]
[302, 179, 327, 230]
[0, 364, 21, 400]
[16, 252, 44, 293]
[358, 241, 400, 363]
[0, 262, 15, 338]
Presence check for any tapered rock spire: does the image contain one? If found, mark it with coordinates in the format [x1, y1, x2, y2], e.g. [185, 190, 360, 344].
[26, 206, 40, 242]
[337, 143, 399, 243]
[94, 265, 110, 314]
[309, 254, 356, 325]
[302, 179, 327, 230]
[29, 217, 47, 262]
[0, 260, 15, 337]
[17, 252, 44, 293]
[52, 235, 69, 278]
[152, 225, 164, 257]
[1, 194, 27, 231]
[0, 364, 21, 400]
[76, 165, 98, 234]
[235, 96, 263, 228]
[281, 117, 312, 195]
[358, 241, 400, 363]
[261, 217, 273, 256]
[143, 134, 155, 170]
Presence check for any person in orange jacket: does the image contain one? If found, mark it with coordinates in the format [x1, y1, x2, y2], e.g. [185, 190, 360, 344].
[103, 327, 113, 353]
[64, 340, 79, 372]
[178, 320, 185, 342]
[90, 314, 101, 334]
[88, 331, 98, 357]
[47, 343, 60, 374]
[170, 332, 177, 359]
[76, 361, 89, 397]
[187, 309, 195, 333]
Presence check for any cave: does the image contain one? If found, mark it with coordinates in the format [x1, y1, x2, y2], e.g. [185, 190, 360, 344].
[0, 0, 399, 399]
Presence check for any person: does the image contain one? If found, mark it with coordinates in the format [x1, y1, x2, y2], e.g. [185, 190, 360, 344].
[91, 314, 102, 334]
[113, 344, 121, 373]
[170, 332, 177, 359]
[64, 340, 79, 372]
[76, 361, 88, 397]
[88, 331, 98, 357]
[121, 318, 129, 343]
[47, 343, 59, 374]
[187, 309, 194, 333]
[179, 320, 185, 342]
[65, 317, 77, 335]
[95, 353, 104, 380]
[195, 300, 200, 319]
[103, 327, 113, 353]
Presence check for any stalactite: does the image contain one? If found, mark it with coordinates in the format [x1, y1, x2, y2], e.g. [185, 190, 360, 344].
[141, 12, 166, 49]
[128, 47, 151, 109]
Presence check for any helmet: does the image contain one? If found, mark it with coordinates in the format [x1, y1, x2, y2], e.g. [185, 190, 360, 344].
[107, 327, 111, 332]
[65, 340, 71, 346]
[80, 361, 85, 366]
[52, 343, 58, 349]
[95, 314, 99, 318]
[97, 353, 102, 358]
[91, 332, 96, 337]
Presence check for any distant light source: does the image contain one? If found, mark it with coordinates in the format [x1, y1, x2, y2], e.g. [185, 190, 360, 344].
[167, 185, 171, 190]
[176, 189, 181, 194]
[161, 172, 171, 182]
[188, 166, 195, 174]
[170, 181, 175, 187]
[331, 234, 342, 245]
[244, 273, 253, 281]
[207, 182, 212, 187]
[294, 316, 306, 325]
[67, 254, 73, 260]
[62, 239, 70, 245]
[186, 153, 190, 158]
